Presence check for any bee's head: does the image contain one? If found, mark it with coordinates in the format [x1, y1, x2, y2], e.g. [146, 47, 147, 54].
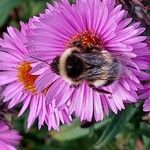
[50, 47, 85, 83]
[50, 56, 60, 75]
[65, 53, 84, 78]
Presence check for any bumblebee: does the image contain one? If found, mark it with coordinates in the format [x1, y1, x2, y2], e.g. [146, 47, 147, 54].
[50, 42, 121, 94]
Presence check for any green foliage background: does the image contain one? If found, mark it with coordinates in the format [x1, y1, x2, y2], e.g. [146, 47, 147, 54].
[0, 0, 150, 150]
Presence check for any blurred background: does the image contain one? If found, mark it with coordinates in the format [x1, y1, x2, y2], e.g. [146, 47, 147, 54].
[0, 0, 150, 150]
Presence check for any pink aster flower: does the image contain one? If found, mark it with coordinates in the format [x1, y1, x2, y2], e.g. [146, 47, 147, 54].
[147, 37, 150, 48]
[0, 21, 71, 130]
[141, 83, 150, 112]
[0, 121, 21, 150]
[140, 37, 150, 113]
[28, 0, 150, 122]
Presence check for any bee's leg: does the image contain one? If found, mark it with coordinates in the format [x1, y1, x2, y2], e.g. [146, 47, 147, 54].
[94, 88, 112, 94]
[70, 84, 80, 89]
[81, 120, 95, 128]
[89, 85, 112, 94]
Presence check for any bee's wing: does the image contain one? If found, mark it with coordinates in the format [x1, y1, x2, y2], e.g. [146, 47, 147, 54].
[73, 53, 104, 67]
[73, 52, 104, 80]
[73, 52, 120, 82]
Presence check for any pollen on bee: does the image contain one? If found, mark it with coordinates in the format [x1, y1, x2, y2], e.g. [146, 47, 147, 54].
[17, 62, 38, 93]
[68, 31, 103, 49]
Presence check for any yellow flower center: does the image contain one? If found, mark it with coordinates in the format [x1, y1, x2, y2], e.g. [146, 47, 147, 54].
[68, 31, 103, 49]
[17, 62, 38, 93]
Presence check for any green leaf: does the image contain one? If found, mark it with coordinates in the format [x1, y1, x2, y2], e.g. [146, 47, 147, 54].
[140, 122, 150, 138]
[0, 0, 22, 27]
[129, 138, 136, 150]
[94, 105, 138, 149]
[50, 118, 110, 142]
[143, 135, 150, 150]
[50, 119, 88, 141]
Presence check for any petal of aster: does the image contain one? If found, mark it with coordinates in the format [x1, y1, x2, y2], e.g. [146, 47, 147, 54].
[134, 46, 150, 56]
[28, 94, 40, 128]
[0, 124, 9, 131]
[126, 79, 140, 91]
[57, 4, 84, 32]
[105, 95, 118, 114]
[97, 5, 109, 34]
[0, 131, 20, 144]
[3, 83, 23, 102]
[120, 79, 130, 91]
[0, 62, 17, 71]
[2, 82, 20, 96]
[46, 104, 59, 130]
[112, 93, 125, 111]
[37, 75, 56, 92]
[117, 18, 132, 31]
[82, 85, 93, 121]
[59, 107, 72, 124]
[35, 94, 43, 119]
[39, 17, 75, 41]
[132, 22, 141, 28]
[0, 51, 21, 63]
[92, 2, 103, 33]
[110, 26, 138, 42]
[143, 99, 150, 112]
[0, 121, 21, 150]
[135, 28, 146, 35]
[38, 96, 46, 129]
[0, 75, 17, 86]
[142, 84, 150, 112]
[123, 36, 146, 45]
[0, 140, 15, 150]
[46, 78, 66, 103]
[102, 0, 115, 10]
[101, 95, 109, 116]
[8, 92, 23, 109]
[36, 69, 59, 92]
[116, 83, 138, 102]
[52, 109, 61, 130]
[4, 27, 28, 54]
[18, 94, 32, 117]
[116, 10, 126, 23]
[56, 84, 74, 107]
[140, 92, 148, 99]
[93, 91, 104, 121]
[0, 47, 24, 60]
[69, 87, 80, 114]
[75, 83, 85, 117]
[29, 63, 48, 74]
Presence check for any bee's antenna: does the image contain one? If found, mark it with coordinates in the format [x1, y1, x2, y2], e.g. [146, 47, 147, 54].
[30, 56, 50, 66]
